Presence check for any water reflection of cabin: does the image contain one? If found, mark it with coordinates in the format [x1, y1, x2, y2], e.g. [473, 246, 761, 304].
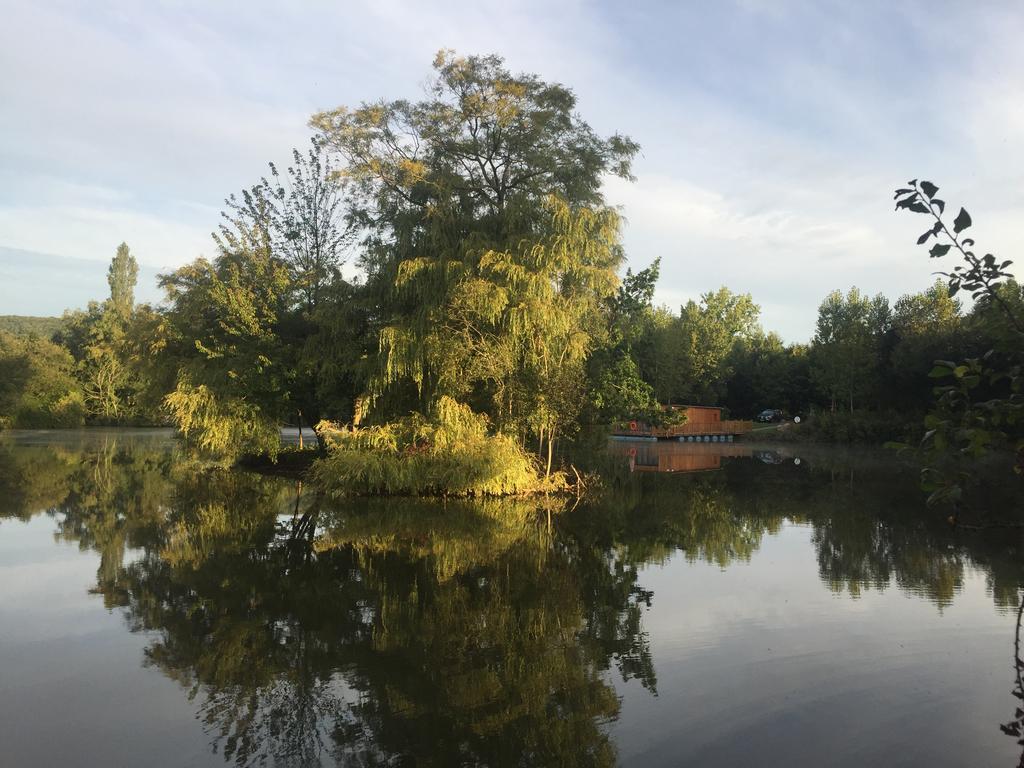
[609, 441, 755, 474]
[611, 405, 753, 441]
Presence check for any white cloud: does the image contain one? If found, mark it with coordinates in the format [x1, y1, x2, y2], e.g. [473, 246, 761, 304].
[0, 203, 212, 272]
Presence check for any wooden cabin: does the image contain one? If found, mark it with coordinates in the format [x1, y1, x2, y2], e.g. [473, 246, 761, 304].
[675, 405, 721, 425]
[611, 404, 752, 441]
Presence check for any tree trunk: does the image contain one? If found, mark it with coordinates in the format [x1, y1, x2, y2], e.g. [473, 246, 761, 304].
[297, 410, 304, 450]
[546, 435, 554, 478]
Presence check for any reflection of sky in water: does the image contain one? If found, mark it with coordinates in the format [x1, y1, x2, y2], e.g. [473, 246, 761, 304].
[0, 432, 1020, 767]
[0, 517, 222, 767]
[611, 523, 1012, 766]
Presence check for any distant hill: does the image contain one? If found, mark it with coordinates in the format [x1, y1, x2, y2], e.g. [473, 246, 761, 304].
[0, 315, 63, 339]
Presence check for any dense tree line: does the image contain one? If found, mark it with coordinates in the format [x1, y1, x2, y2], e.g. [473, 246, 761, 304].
[2, 53, 1019, 456]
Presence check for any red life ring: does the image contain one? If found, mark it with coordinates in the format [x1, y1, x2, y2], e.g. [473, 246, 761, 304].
[629, 421, 638, 431]
[628, 447, 637, 456]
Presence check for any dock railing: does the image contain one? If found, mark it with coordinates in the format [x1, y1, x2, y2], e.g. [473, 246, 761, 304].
[647, 420, 753, 438]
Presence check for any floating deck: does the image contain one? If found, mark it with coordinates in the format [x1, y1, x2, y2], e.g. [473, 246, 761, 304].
[611, 405, 752, 441]
[610, 422, 752, 441]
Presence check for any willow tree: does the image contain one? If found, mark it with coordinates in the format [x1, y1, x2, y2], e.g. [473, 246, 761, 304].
[480, 199, 623, 470]
[158, 245, 294, 460]
[311, 50, 638, 444]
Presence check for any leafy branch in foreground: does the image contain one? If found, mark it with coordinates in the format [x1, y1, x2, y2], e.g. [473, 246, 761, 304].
[894, 180, 1023, 518]
[896, 180, 1022, 332]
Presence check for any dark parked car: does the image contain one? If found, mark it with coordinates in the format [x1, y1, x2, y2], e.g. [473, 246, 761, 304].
[756, 409, 784, 423]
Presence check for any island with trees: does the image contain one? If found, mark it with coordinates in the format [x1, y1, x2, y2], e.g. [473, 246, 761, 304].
[1, 52, 1020, 501]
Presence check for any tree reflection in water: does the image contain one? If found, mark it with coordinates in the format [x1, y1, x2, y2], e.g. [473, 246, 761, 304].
[2, 436, 1024, 765]
[1001, 594, 1024, 768]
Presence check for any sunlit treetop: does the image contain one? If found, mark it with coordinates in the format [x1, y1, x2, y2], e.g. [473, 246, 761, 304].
[311, 49, 639, 241]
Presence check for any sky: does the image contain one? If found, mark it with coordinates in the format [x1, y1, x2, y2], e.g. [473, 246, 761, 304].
[1, 0, 1022, 341]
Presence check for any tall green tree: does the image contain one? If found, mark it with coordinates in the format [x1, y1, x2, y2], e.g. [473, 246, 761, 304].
[312, 51, 639, 449]
[810, 288, 890, 413]
[57, 243, 142, 422]
[725, 332, 810, 416]
[218, 139, 348, 313]
[107, 242, 138, 318]
[642, 288, 760, 406]
[159, 246, 294, 460]
[887, 280, 963, 411]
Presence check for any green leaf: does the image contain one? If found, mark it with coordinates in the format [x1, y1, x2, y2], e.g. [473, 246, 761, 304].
[920, 181, 938, 199]
[954, 365, 969, 378]
[953, 207, 972, 233]
[929, 243, 951, 258]
[928, 365, 953, 378]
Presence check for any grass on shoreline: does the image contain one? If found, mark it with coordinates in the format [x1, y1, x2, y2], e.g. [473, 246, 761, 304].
[311, 398, 567, 498]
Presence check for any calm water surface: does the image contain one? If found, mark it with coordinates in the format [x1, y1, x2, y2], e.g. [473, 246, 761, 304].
[1, 430, 1022, 767]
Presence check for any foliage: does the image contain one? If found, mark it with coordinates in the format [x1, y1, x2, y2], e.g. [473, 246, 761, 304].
[217, 138, 348, 313]
[725, 333, 810, 417]
[159, 246, 295, 460]
[809, 287, 890, 414]
[107, 241, 138, 318]
[0, 315, 62, 339]
[163, 379, 283, 463]
[638, 288, 761, 407]
[590, 351, 659, 422]
[313, 396, 562, 497]
[0, 330, 85, 428]
[309, 50, 638, 478]
[54, 243, 149, 423]
[894, 179, 1023, 516]
[801, 409, 917, 444]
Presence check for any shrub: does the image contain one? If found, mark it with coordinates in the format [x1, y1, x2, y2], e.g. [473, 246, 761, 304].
[312, 397, 564, 497]
[0, 330, 85, 428]
[801, 409, 918, 444]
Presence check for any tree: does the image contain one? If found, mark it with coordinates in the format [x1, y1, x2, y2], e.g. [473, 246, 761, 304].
[0, 330, 85, 428]
[810, 288, 890, 413]
[610, 258, 660, 350]
[312, 51, 639, 454]
[725, 332, 810, 416]
[107, 242, 138, 318]
[588, 259, 662, 422]
[218, 139, 348, 313]
[678, 288, 761, 404]
[641, 288, 760, 407]
[887, 280, 963, 412]
[894, 180, 1023, 515]
[56, 243, 142, 422]
[158, 246, 295, 460]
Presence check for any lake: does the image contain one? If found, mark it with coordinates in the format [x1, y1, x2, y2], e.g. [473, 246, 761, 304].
[1, 430, 1022, 767]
